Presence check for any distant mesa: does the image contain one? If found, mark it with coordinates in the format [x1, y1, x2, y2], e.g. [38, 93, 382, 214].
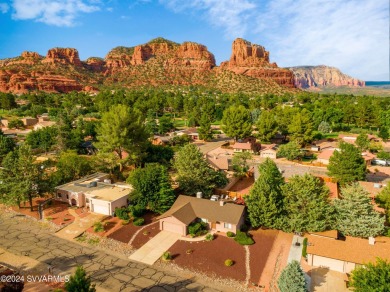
[0, 37, 335, 94]
[288, 65, 365, 89]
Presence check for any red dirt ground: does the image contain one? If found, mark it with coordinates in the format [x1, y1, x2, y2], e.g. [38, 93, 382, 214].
[168, 234, 246, 282]
[228, 176, 254, 195]
[249, 229, 293, 290]
[130, 222, 160, 249]
[11, 198, 74, 226]
[86, 216, 124, 237]
[107, 212, 159, 243]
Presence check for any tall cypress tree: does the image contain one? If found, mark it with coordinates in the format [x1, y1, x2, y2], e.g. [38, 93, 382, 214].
[245, 158, 285, 229]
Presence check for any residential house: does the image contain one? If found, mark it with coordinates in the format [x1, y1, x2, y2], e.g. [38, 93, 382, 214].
[21, 117, 38, 127]
[361, 152, 375, 166]
[316, 149, 335, 165]
[152, 135, 173, 146]
[306, 231, 390, 274]
[1, 119, 8, 128]
[55, 173, 132, 216]
[314, 141, 339, 152]
[175, 127, 199, 140]
[207, 154, 230, 171]
[33, 121, 56, 131]
[157, 195, 245, 236]
[233, 137, 260, 154]
[338, 134, 380, 145]
[259, 144, 278, 159]
[37, 113, 50, 122]
[358, 181, 386, 213]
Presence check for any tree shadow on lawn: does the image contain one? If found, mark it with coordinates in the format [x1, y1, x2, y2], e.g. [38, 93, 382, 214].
[308, 267, 330, 291]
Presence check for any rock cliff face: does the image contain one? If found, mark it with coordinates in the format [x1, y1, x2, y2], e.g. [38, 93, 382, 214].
[220, 38, 295, 88]
[289, 65, 365, 88]
[42, 48, 83, 66]
[0, 38, 297, 94]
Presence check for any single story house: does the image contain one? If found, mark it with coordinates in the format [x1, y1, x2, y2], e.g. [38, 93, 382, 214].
[306, 231, 390, 274]
[1, 119, 8, 128]
[361, 152, 375, 166]
[338, 134, 380, 145]
[259, 144, 278, 159]
[33, 121, 56, 131]
[207, 154, 230, 171]
[313, 141, 339, 152]
[152, 135, 173, 146]
[316, 149, 335, 165]
[157, 195, 246, 236]
[55, 173, 132, 216]
[37, 113, 50, 122]
[175, 127, 199, 140]
[21, 117, 38, 127]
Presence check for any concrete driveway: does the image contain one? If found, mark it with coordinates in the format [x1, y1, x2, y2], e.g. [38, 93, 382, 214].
[55, 209, 105, 240]
[311, 268, 349, 292]
[129, 231, 180, 265]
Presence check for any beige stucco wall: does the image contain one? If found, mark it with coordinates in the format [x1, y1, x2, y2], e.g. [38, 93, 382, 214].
[110, 196, 129, 214]
[90, 198, 110, 215]
[56, 190, 85, 207]
[159, 216, 187, 236]
[317, 158, 330, 165]
[260, 151, 277, 159]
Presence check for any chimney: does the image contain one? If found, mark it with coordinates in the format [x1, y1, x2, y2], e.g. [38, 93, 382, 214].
[196, 192, 202, 199]
[219, 200, 225, 207]
[369, 237, 375, 245]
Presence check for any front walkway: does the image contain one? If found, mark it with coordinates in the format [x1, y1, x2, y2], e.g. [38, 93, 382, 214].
[129, 231, 180, 265]
[287, 235, 304, 263]
[55, 209, 105, 240]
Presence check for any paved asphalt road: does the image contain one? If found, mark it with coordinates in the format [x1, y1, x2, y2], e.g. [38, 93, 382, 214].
[0, 212, 221, 292]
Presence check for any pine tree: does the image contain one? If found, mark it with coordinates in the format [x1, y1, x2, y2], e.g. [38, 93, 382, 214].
[173, 144, 228, 197]
[65, 266, 96, 292]
[327, 142, 366, 185]
[245, 158, 285, 229]
[221, 105, 252, 140]
[334, 183, 385, 238]
[278, 260, 308, 292]
[355, 133, 370, 151]
[256, 110, 277, 142]
[283, 174, 334, 232]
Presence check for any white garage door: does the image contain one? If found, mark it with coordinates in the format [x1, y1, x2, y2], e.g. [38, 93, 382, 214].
[313, 255, 345, 273]
[92, 203, 109, 215]
[162, 221, 184, 235]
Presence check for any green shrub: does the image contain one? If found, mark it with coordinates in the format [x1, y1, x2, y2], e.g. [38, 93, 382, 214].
[234, 231, 254, 245]
[227, 231, 235, 237]
[121, 219, 129, 225]
[302, 238, 308, 257]
[240, 224, 249, 232]
[161, 251, 172, 261]
[188, 221, 208, 237]
[93, 221, 104, 232]
[205, 234, 214, 241]
[128, 205, 145, 218]
[115, 207, 129, 220]
[224, 259, 234, 266]
[133, 217, 145, 226]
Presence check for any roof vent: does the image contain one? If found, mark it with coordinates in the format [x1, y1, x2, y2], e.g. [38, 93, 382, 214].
[196, 192, 203, 199]
[369, 237, 375, 245]
[374, 183, 382, 189]
[219, 200, 225, 207]
[104, 179, 112, 184]
[89, 181, 97, 188]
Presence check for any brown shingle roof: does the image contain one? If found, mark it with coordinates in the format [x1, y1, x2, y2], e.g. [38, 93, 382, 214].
[317, 149, 335, 160]
[233, 142, 253, 150]
[158, 195, 245, 225]
[307, 234, 390, 265]
[207, 155, 229, 171]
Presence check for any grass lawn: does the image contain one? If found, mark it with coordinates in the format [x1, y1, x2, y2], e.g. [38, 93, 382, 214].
[322, 132, 339, 139]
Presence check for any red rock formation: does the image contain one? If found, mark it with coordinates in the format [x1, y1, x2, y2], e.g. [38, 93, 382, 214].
[289, 65, 365, 88]
[220, 38, 295, 88]
[85, 57, 105, 71]
[42, 48, 82, 66]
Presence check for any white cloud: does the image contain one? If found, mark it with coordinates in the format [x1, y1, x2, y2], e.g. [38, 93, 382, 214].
[0, 3, 9, 13]
[161, 0, 389, 80]
[11, 0, 100, 26]
[160, 0, 257, 37]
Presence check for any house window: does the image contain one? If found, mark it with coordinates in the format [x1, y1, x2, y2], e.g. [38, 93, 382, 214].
[66, 194, 69, 199]
[57, 193, 62, 198]
[200, 218, 208, 223]
[224, 223, 232, 229]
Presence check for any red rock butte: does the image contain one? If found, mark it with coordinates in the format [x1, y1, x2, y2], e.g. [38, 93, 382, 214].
[0, 37, 297, 93]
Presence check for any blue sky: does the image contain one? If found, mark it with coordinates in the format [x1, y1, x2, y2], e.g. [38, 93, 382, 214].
[0, 0, 388, 81]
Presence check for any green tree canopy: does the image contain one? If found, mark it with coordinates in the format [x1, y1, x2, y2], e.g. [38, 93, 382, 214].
[26, 126, 58, 154]
[173, 144, 228, 197]
[0, 134, 15, 161]
[245, 158, 285, 229]
[376, 184, 390, 223]
[256, 110, 278, 142]
[288, 109, 313, 145]
[231, 152, 252, 178]
[327, 142, 366, 185]
[350, 258, 390, 292]
[0, 144, 48, 211]
[356, 133, 370, 151]
[221, 105, 252, 140]
[52, 151, 93, 185]
[335, 183, 385, 238]
[278, 260, 308, 292]
[277, 141, 302, 161]
[127, 163, 175, 214]
[96, 104, 149, 166]
[65, 266, 96, 292]
[282, 174, 334, 232]
[198, 112, 213, 141]
[318, 121, 331, 133]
